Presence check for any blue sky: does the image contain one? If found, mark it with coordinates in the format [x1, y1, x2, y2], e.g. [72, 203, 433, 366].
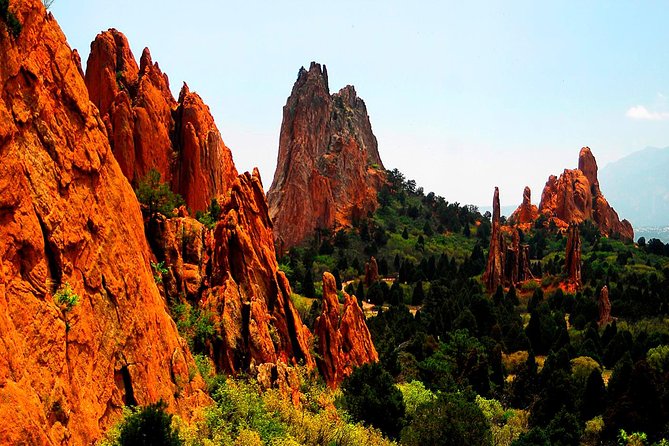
[51, 1, 669, 207]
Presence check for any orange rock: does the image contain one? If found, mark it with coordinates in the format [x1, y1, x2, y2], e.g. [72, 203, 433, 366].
[314, 272, 378, 387]
[267, 63, 386, 250]
[0, 2, 207, 444]
[509, 186, 539, 226]
[538, 147, 634, 240]
[85, 30, 236, 211]
[151, 170, 315, 375]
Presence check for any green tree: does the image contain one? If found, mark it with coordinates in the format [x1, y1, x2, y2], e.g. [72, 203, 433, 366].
[135, 169, 184, 220]
[118, 400, 183, 446]
[401, 393, 492, 446]
[341, 362, 405, 438]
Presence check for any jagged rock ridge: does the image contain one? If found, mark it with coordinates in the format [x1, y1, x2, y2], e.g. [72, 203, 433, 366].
[84, 29, 236, 211]
[150, 170, 315, 375]
[0, 3, 207, 444]
[267, 62, 386, 251]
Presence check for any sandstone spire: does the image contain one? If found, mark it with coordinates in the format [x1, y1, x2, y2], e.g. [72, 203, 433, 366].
[314, 272, 378, 387]
[267, 62, 386, 250]
[483, 187, 505, 292]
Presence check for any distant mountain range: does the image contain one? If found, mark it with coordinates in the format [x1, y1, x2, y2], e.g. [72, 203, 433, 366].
[599, 146, 669, 228]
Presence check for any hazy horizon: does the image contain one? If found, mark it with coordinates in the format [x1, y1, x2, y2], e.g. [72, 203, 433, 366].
[50, 1, 669, 207]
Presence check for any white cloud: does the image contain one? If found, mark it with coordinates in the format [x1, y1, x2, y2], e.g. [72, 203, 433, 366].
[626, 105, 669, 121]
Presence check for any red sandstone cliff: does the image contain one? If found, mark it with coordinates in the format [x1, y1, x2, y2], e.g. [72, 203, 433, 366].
[0, 3, 206, 444]
[84, 29, 236, 211]
[539, 147, 634, 240]
[150, 170, 315, 374]
[565, 223, 582, 290]
[267, 62, 386, 250]
[314, 273, 378, 387]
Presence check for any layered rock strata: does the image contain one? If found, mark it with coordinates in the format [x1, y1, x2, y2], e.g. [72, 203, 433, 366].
[267, 62, 386, 250]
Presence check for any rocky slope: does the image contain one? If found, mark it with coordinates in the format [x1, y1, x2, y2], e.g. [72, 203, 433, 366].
[314, 272, 378, 387]
[538, 147, 634, 240]
[84, 29, 236, 211]
[0, 3, 207, 444]
[150, 170, 315, 374]
[267, 62, 386, 251]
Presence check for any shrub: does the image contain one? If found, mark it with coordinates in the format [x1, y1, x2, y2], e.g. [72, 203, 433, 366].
[117, 400, 182, 446]
[54, 283, 79, 331]
[135, 169, 184, 220]
[401, 392, 493, 446]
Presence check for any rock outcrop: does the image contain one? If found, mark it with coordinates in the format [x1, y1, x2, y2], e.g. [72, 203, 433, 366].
[0, 3, 206, 443]
[150, 170, 315, 375]
[598, 285, 612, 326]
[509, 186, 539, 227]
[364, 256, 379, 286]
[484, 188, 505, 292]
[565, 223, 582, 289]
[314, 272, 378, 387]
[267, 62, 386, 250]
[538, 147, 634, 241]
[84, 29, 236, 211]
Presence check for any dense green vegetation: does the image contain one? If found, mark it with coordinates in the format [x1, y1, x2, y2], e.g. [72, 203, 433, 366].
[119, 167, 669, 445]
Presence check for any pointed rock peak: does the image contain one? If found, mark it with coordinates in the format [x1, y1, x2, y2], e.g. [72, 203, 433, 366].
[492, 186, 500, 221]
[296, 61, 329, 92]
[335, 85, 360, 107]
[252, 167, 263, 186]
[139, 47, 153, 73]
[178, 82, 191, 102]
[578, 146, 599, 191]
[523, 186, 532, 205]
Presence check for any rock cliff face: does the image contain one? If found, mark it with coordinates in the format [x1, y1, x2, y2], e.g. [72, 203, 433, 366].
[509, 186, 538, 226]
[84, 29, 236, 211]
[539, 147, 634, 241]
[483, 188, 505, 292]
[598, 285, 612, 326]
[0, 3, 206, 444]
[150, 170, 315, 374]
[267, 62, 386, 250]
[314, 272, 378, 387]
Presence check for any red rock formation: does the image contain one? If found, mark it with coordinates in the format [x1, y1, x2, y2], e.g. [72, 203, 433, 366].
[539, 147, 634, 241]
[267, 62, 386, 250]
[519, 244, 534, 282]
[509, 186, 539, 226]
[364, 256, 380, 286]
[598, 285, 612, 326]
[484, 188, 505, 292]
[0, 3, 206, 443]
[565, 223, 582, 289]
[151, 170, 315, 374]
[314, 273, 378, 387]
[84, 29, 236, 211]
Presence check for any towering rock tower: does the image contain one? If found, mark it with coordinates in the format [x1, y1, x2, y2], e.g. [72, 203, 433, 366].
[267, 62, 386, 250]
